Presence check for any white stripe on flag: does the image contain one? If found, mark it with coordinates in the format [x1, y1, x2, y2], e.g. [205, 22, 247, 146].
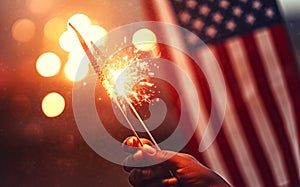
[152, 0, 176, 26]
[225, 37, 289, 185]
[254, 28, 300, 177]
[208, 46, 264, 187]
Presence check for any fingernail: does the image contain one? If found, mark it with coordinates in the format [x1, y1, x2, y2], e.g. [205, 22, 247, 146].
[143, 144, 156, 155]
[128, 138, 133, 146]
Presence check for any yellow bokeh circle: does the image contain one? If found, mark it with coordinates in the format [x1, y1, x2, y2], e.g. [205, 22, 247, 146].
[132, 28, 157, 51]
[41, 92, 65, 117]
[36, 52, 61, 77]
[64, 52, 89, 82]
[67, 13, 91, 31]
[44, 17, 66, 41]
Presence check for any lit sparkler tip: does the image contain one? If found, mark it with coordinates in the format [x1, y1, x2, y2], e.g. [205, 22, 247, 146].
[68, 22, 88, 51]
[90, 41, 98, 50]
[69, 22, 102, 76]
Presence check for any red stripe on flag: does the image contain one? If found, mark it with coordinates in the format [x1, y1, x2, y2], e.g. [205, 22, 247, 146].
[141, 0, 161, 21]
[183, 135, 206, 163]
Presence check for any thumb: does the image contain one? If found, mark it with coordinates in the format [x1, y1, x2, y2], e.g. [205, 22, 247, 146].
[139, 145, 179, 168]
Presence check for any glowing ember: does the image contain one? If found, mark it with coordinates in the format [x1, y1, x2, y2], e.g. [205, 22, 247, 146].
[95, 45, 159, 105]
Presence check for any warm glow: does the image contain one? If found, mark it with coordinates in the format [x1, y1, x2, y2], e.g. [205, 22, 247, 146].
[26, 0, 53, 14]
[64, 53, 89, 82]
[67, 51, 85, 62]
[101, 48, 137, 99]
[100, 46, 156, 104]
[41, 92, 65, 117]
[67, 14, 91, 31]
[59, 14, 91, 52]
[59, 30, 83, 52]
[132, 28, 157, 51]
[44, 17, 66, 41]
[58, 13, 107, 81]
[36, 52, 61, 77]
[11, 18, 36, 42]
[83, 25, 107, 45]
[111, 69, 129, 97]
[60, 25, 107, 52]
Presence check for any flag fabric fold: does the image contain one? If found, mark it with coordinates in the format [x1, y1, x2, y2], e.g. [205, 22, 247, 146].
[142, 0, 300, 186]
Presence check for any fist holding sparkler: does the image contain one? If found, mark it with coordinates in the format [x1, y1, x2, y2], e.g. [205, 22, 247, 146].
[122, 136, 231, 187]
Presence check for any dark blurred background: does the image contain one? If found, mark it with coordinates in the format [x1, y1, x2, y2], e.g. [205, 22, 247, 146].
[0, 0, 299, 186]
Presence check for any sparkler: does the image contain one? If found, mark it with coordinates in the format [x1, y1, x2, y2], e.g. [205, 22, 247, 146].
[70, 23, 179, 185]
[69, 23, 159, 149]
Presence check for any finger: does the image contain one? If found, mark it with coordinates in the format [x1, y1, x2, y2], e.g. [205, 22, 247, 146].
[123, 150, 155, 169]
[128, 166, 174, 186]
[124, 150, 155, 168]
[122, 136, 154, 153]
[129, 168, 150, 186]
[123, 155, 135, 172]
[137, 144, 179, 170]
[123, 136, 154, 147]
[139, 177, 179, 187]
[142, 179, 169, 187]
[161, 177, 180, 186]
[122, 136, 141, 154]
[129, 168, 164, 187]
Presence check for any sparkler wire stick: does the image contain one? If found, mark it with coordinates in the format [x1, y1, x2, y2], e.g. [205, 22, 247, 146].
[114, 98, 144, 146]
[124, 97, 160, 150]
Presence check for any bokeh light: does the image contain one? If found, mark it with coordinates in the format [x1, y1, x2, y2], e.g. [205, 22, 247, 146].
[36, 52, 61, 77]
[55, 14, 107, 81]
[60, 14, 107, 52]
[41, 92, 65, 117]
[11, 18, 36, 42]
[57, 13, 107, 82]
[59, 30, 82, 52]
[67, 13, 91, 31]
[64, 53, 89, 82]
[132, 28, 157, 51]
[83, 25, 107, 45]
[26, 0, 53, 14]
[44, 17, 67, 41]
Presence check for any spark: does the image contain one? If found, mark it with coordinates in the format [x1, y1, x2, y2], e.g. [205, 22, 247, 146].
[98, 45, 157, 106]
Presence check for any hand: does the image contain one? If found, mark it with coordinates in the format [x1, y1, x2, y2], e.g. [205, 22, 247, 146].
[122, 136, 231, 187]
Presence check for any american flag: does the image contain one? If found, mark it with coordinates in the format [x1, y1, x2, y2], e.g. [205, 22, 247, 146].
[142, 0, 300, 186]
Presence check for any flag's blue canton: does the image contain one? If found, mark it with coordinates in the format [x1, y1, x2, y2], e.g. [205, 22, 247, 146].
[170, 0, 282, 46]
